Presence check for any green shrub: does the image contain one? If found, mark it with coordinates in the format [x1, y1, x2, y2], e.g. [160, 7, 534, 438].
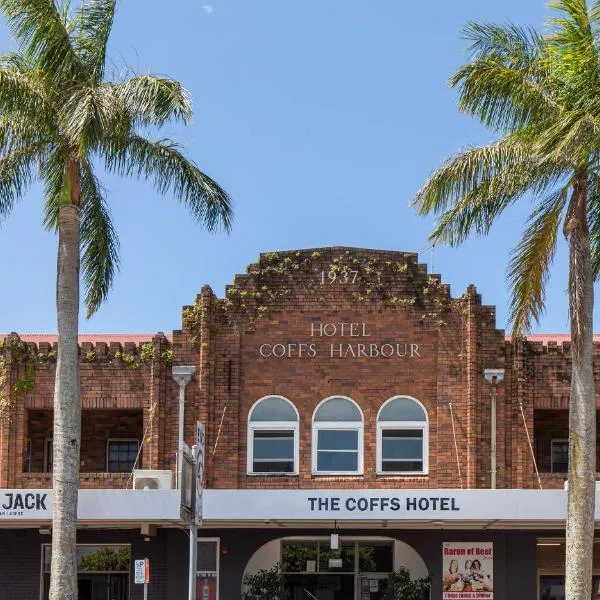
[242, 565, 283, 600]
[381, 566, 430, 600]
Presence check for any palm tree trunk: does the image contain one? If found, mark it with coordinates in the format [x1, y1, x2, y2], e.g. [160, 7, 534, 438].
[49, 161, 81, 600]
[565, 172, 596, 600]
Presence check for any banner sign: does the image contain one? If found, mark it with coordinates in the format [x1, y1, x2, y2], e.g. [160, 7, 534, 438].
[0, 489, 181, 522]
[202, 489, 597, 522]
[443, 542, 493, 599]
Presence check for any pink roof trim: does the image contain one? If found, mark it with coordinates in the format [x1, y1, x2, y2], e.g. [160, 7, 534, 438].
[0, 333, 172, 344]
[505, 334, 600, 343]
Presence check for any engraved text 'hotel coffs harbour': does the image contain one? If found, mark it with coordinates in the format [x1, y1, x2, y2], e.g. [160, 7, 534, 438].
[259, 322, 421, 359]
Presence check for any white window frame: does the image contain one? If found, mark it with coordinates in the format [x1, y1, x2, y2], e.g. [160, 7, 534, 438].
[376, 396, 428, 476]
[312, 396, 364, 476]
[550, 438, 569, 474]
[247, 395, 299, 476]
[106, 438, 140, 474]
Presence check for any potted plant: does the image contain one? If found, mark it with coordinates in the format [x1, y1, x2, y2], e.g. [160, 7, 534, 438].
[242, 564, 283, 600]
[382, 566, 431, 600]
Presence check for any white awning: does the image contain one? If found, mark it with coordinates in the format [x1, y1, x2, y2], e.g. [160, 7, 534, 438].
[0, 489, 182, 525]
[200, 488, 583, 529]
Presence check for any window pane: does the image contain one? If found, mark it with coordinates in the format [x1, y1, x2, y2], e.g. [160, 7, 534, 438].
[381, 460, 423, 472]
[44, 546, 131, 573]
[107, 441, 138, 473]
[250, 397, 298, 422]
[254, 436, 294, 459]
[253, 460, 294, 473]
[382, 436, 423, 460]
[317, 451, 358, 472]
[282, 542, 318, 572]
[314, 397, 362, 422]
[318, 429, 358, 450]
[197, 541, 218, 572]
[539, 576, 565, 600]
[379, 397, 426, 422]
[319, 544, 355, 572]
[358, 542, 394, 572]
[552, 441, 568, 473]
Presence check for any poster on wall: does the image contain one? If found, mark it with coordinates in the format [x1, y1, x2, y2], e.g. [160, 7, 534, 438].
[442, 542, 493, 599]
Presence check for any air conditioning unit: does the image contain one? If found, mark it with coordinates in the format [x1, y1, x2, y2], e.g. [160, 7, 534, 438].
[133, 470, 173, 490]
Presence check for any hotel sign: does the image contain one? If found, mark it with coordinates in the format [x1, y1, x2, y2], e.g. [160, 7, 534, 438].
[258, 322, 422, 359]
[201, 489, 600, 523]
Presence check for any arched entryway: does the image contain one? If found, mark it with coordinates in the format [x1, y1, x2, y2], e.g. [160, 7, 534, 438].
[242, 535, 428, 600]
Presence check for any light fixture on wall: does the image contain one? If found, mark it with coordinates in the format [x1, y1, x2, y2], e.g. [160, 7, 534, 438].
[330, 520, 339, 550]
[39, 527, 51, 535]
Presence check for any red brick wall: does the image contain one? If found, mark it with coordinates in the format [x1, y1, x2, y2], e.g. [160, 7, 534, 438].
[3, 247, 600, 492]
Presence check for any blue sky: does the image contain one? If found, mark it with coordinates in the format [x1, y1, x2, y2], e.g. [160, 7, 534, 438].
[0, 0, 577, 334]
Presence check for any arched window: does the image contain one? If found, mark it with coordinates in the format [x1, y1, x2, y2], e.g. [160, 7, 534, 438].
[377, 396, 428, 475]
[312, 396, 363, 475]
[247, 396, 299, 475]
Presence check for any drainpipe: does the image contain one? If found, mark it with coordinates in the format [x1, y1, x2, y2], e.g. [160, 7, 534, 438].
[484, 369, 504, 489]
[172, 365, 197, 600]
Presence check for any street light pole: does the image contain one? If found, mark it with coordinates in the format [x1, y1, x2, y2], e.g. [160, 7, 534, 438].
[484, 368, 504, 489]
[172, 365, 197, 600]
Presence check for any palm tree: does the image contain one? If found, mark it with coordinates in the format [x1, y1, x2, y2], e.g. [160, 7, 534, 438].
[0, 2, 232, 599]
[412, 2, 600, 599]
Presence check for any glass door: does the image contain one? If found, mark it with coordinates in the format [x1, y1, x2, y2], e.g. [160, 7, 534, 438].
[281, 539, 394, 600]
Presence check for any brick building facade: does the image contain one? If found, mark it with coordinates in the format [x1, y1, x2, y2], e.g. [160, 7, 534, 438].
[0, 247, 597, 600]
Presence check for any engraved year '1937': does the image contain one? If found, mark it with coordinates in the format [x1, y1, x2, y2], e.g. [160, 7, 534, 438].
[320, 270, 359, 285]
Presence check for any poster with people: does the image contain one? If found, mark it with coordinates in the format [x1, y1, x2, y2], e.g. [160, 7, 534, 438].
[442, 542, 494, 599]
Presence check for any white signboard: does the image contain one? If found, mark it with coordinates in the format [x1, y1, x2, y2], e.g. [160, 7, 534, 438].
[0, 489, 181, 522]
[201, 489, 593, 523]
[443, 542, 493, 599]
[134, 559, 149, 584]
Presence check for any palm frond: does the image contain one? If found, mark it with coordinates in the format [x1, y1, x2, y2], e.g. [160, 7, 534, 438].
[546, 0, 600, 112]
[41, 144, 67, 231]
[587, 175, 600, 280]
[537, 110, 600, 166]
[102, 135, 232, 232]
[73, 0, 116, 82]
[463, 21, 545, 68]
[0, 0, 80, 84]
[79, 161, 120, 316]
[507, 185, 569, 334]
[0, 141, 45, 224]
[452, 22, 558, 132]
[0, 55, 55, 127]
[412, 136, 563, 217]
[59, 85, 130, 152]
[109, 75, 192, 126]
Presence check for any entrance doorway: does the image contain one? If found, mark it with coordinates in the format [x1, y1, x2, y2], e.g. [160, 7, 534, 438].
[281, 540, 393, 600]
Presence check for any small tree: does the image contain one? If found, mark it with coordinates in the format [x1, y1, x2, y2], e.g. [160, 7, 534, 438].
[242, 565, 283, 600]
[382, 567, 430, 600]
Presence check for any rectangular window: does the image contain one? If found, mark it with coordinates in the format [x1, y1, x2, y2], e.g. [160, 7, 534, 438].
[44, 439, 53, 473]
[381, 429, 424, 473]
[107, 440, 139, 473]
[551, 440, 568, 474]
[316, 429, 359, 473]
[42, 545, 130, 600]
[252, 430, 295, 473]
